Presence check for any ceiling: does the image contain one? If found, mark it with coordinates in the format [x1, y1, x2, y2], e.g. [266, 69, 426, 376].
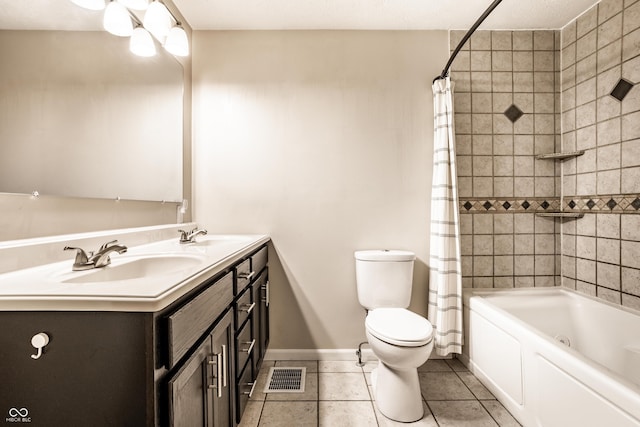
[173, 0, 600, 31]
[1, 0, 599, 31]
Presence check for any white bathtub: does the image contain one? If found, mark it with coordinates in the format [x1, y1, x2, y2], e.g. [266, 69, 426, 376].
[461, 287, 640, 427]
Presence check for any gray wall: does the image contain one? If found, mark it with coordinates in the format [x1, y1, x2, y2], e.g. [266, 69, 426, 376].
[192, 30, 448, 350]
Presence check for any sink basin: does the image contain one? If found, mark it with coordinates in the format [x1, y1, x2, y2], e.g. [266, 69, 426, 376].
[58, 254, 205, 283]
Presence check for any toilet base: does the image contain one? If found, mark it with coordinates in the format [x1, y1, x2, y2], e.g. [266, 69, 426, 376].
[371, 362, 424, 422]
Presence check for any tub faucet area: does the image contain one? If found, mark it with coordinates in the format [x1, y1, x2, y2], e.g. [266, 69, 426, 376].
[64, 240, 128, 271]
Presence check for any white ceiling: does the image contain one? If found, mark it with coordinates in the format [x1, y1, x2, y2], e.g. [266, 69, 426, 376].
[172, 0, 600, 31]
[1, 0, 599, 31]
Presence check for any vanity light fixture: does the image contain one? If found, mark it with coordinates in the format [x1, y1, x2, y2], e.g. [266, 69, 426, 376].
[143, 0, 172, 41]
[71, 0, 106, 11]
[69, 0, 189, 57]
[130, 26, 156, 57]
[117, 0, 149, 10]
[163, 24, 189, 57]
[103, 0, 133, 37]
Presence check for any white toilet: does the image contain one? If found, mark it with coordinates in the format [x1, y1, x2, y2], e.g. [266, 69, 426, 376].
[355, 249, 434, 422]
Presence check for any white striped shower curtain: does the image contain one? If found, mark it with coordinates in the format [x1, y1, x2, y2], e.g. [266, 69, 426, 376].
[428, 77, 463, 356]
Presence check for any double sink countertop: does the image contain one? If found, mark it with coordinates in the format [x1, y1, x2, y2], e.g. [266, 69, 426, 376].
[0, 233, 270, 312]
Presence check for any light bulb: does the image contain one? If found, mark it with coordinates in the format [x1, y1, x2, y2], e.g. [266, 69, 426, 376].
[163, 25, 189, 57]
[143, 1, 172, 41]
[70, 0, 106, 10]
[104, 1, 133, 37]
[117, 0, 149, 10]
[130, 27, 156, 57]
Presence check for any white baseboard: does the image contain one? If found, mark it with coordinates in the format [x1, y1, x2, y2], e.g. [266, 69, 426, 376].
[265, 348, 376, 361]
[264, 348, 451, 361]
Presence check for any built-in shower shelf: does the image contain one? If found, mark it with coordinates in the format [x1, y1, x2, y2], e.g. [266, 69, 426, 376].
[535, 212, 585, 219]
[536, 150, 585, 160]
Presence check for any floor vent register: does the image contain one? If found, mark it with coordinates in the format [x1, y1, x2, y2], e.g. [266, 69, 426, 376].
[263, 367, 306, 393]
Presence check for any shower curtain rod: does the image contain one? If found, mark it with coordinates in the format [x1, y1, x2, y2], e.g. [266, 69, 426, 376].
[434, 0, 503, 83]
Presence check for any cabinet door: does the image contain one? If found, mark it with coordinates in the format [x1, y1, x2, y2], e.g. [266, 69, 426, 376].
[210, 310, 234, 427]
[168, 335, 212, 427]
[168, 310, 234, 427]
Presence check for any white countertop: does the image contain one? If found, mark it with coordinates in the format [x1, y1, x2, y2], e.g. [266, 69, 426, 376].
[0, 234, 270, 312]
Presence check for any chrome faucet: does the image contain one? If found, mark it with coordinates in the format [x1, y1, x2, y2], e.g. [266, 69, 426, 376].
[64, 240, 128, 271]
[178, 227, 208, 244]
[90, 240, 128, 268]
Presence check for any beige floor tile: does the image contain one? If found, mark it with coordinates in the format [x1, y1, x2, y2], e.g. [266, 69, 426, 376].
[457, 371, 495, 399]
[375, 401, 439, 427]
[250, 368, 271, 402]
[480, 400, 522, 426]
[267, 373, 318, 401]
[419, 372, 476, 400]
[418, 359, 454, 372]
[238, 400, 263, 427]
[444, 357, 469, 372]
[360, 360, 379, 373]
[318, 401, 377, 427]
[319, 360, 363, 372]
[259, 401, 317, 427]
[428, 400, 499, 427]
[275, 360, 318, 372]
[319, 372, 370, 400]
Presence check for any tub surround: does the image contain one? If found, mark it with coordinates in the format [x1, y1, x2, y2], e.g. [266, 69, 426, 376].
[0, 223, 269, 311]
[453, 0, 640, 312]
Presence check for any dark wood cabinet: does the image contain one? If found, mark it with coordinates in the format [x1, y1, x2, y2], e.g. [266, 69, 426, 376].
[0, 243, 269, 427]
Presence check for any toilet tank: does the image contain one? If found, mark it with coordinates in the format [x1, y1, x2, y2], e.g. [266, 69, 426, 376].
[354, 250, 415, 310]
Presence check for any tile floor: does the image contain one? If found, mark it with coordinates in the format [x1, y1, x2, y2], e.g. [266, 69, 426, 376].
[239, 358, 521, 427]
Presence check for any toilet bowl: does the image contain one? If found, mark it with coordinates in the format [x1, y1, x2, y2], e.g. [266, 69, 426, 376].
[354, 249, 434, 422]
[365, 307, 433, 422]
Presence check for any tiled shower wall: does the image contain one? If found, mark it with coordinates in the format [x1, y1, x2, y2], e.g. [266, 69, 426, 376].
[560, 0, 640, 309]
[451, 29, 563, 289]
[452, 0, 640, 310]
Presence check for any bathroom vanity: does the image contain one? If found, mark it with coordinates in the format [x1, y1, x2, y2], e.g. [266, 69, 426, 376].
[0, 230, 269, 427]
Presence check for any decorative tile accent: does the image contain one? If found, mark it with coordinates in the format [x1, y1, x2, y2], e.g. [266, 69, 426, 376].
[459, 198, 560, 213]
[610, 78, 634, 102]
[561, 195, 640, 213]
[462, 196, 640, 214]
[504, 104, 524, 123]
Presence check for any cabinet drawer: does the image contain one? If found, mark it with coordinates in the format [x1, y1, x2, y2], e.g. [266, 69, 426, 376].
[252, 246, 268, 275]
[235, 318, 254, 373]
[167, 271, 233, 367]
[235, 286, 253, 330]
[235, 258, 252, 294]
[236, 362, 255, 423]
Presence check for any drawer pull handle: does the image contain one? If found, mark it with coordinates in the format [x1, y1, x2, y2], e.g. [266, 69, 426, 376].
[240, 302, 256, 314]
[222, 344, 227, 388]
[241, 339, 256, 355]
[238, 271, 255, 281]
[262, 281, 270, 306]
[207, 351, 223, 398]
[243, 381, 257, 398]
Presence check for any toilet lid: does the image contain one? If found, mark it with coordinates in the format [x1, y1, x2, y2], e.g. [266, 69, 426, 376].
[366, 308, 433, 347]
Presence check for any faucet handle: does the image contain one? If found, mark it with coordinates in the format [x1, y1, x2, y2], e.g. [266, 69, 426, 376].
[64, 246, 90, 265]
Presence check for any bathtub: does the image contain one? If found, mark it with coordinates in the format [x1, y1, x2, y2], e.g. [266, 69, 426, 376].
[461, 287, 640, 427]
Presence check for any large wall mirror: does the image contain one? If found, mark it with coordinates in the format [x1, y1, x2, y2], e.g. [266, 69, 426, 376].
[0, 1, 183, 202]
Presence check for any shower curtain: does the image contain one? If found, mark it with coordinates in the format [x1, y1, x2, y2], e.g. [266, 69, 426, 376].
[428, 77, 463, 356]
